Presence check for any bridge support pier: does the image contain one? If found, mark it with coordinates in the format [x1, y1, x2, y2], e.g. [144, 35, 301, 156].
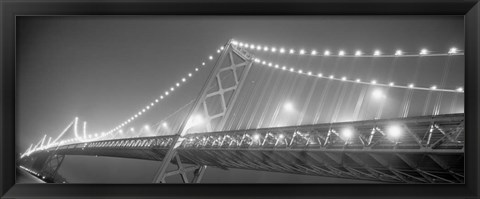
[39, 153, 65, 182]
[155, 150, 207, 183]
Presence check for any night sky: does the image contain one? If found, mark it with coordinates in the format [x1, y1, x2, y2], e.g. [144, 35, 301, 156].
[16, 16, 464, 183]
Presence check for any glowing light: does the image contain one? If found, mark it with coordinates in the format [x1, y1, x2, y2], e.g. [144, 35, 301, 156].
[94, 133, 98, 137]
[408, 84, 414, 88]
[176, 83, 180, 87]
[271, 47, 277, 52]
[324, 50, 330, 56]
[341, 76, 347, 81]
[283, 102, 294, 111]
[209, 56, 213, 60]
[250, 45, 255, 49]
[329, 75, 334, 79]
[307, 71, 312, 76]
[268, 62, 272, 67]
[202, 62, 205, 66]
[186, 114, 205, 129]
[290, 68, 294, 72]
[318, 73, 323, 77]
[311, 50, 317, 55]
[456, 87, 463, 92]
[274, 64, 279, 68]
[253, 134, 260, 140]
[165, 91, 169, 95]
[420, 49, 428, 55]
[355, 50, 362, 56]
[374, 50, 381, 56]
[188, 73, 192, 77]
[130, 127, 134, 132]
[372, 89, 386, 99]
[160, 95, 164, 99]
[144, 125, 150, 130]
[387, 125, 402, 138]
[262, 61, 266, 65]
[254, 58, 260, 63]
[182, 78, 186, 82]
[263, 46, 269, 51]
[338, 50, 345, 56]
[289, 49, 295, 54]
[217, 50, 220, 53]
[431, 85, 437, 90]
[195, 68, 199, 71]
[298, 70, 303, 74]
[395, 50, 403, 56]
[356, 79, 361, 82]
[155, 99, 159, 103]
[220, 46, 224, 50]
[256, 45, 262, 50]
[389, 82, 394, 86]
[231, 41, 238, 45]
[282, 66, 286, 70]
[244, 43, 249, 48]
[162, 122, 168, 128]
[239, 42, 244, 47]
[279, 48, 285, 53]
[279, 134, 284, 139]
[342, 128, 353, 139]
[371, 80, 377, 84]
[449, 47, 458, 54]
[299, 49, 305, 55]
[146, 106, 150, 110]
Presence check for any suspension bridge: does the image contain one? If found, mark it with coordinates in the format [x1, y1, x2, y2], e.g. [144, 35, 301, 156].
[17, 39, 465, 183]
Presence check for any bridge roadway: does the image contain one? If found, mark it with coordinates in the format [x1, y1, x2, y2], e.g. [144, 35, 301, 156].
[19, 113, 465, 183]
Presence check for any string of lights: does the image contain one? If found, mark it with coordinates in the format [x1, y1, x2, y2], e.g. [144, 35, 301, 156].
[231, 40, 463, 57]
[251, 57, 464, 93]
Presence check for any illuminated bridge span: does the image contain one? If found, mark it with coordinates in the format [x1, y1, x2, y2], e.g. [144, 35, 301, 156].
[18, 39, 465, 183]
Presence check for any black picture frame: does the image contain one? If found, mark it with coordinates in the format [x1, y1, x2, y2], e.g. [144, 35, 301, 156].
[1, 0, 479, 198]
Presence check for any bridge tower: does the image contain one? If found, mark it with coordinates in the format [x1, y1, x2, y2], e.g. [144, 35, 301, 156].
[152, 39, 254, 183]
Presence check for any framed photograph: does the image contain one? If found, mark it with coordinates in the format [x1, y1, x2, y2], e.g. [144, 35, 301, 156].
[1, 0, 479, 198]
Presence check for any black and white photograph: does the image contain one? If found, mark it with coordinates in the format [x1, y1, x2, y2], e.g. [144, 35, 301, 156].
[16, 16, 464, 184]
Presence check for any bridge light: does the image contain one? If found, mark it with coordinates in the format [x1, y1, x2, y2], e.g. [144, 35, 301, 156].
[268, 62, 272, 67]
[431, 85, 437, 90]
[395, 50, 403, 56]
[372, 89, 386, 99]
[208, 56, 213, 60]
[144, 125, 150, 130]
[188, 73, 192, 77]
[307, 71, 312, 76]
[263, 46, 269, 51]
[239, 42, 244, 47]
[202, 62, 205, 66]
[290, 68, 294, 72]
[289, 49, 295, 54]
[329, 75, 334, 79]
[155, 99, 159, 103]
[299, 49, 305, 55]
[186, 114, 204, 129]
[387, 125, 402, 138]
[298, 70, 303, 74]
[341, 76, 347, 81]
[95, 133, 98, 137]
[283, 102, 294, 111]
[142, 109, 146, 112]
[195, 68, 199, 71]
[254, 58, 260, 63]
[217, 50, 220, 53]
[279, 48, 285, 53]
[311, 50, 317, 55]
[231, 41, 238, 45]
[373, 50, 381, 56]
[176, 83, 180, 87]
[389, 82, 394, 86]
[408, 84, 414, 88]
[342, 128, 353, 139]
[456, 87, 463, 92]
[356, 79, 361, 82]
[256, 45, 262, 50]
[162, 122, 168, 128]
[130, 127, 134, 132]
[244, 43, 249, 48]
[160, 95, 164, 99]
[420, 49, 428, 55]
[274, 64, 279, 69]
[324, 50, 330, 56]
[249, 44, 254, 49]
[165, 91, 169, 95]
[262, 61, 266, 65]
[271, 47, 277, 52]
[371, 80, 377, 84]
[253, 134, 260, 140]
[220, 46, 224, 50]
[282, 66, 286, 70]
[338, 50, 345, 56]
[318, 73, 323, 77]
[278, 134, 284, 139]
[355, 50, 362, 56]
[170, 87, 174, 91]
[448, 47, 458, 54]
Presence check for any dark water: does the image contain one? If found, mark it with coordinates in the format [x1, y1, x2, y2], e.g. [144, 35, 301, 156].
[17, 155, 375, 183]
